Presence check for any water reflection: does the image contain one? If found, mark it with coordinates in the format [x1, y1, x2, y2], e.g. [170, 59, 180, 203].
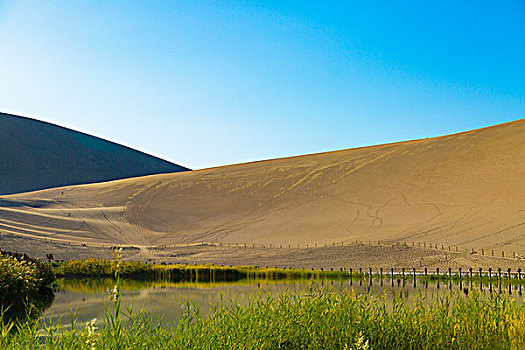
[44, 276, 525, 328]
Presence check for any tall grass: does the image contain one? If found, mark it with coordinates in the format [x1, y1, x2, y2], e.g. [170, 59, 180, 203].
[55, 259, 348, 281]
[1, 285, 525, 349]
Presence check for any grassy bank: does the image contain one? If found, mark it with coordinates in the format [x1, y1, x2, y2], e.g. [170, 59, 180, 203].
[54, 259, 525, 288]
[1, 287, 525, 349]
[54, 259, 349, 281]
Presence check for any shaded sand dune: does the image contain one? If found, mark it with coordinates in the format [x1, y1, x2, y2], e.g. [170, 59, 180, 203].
[0, 113, 189, 195]
[1, 119, 525, 267]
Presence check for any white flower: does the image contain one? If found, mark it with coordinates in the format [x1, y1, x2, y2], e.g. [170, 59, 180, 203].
[109, 285, 119, 301]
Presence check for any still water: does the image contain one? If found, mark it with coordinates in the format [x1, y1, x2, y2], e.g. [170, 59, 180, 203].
[43, 277, 525, 328]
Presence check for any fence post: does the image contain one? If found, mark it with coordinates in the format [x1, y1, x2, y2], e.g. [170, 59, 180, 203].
[518, 268, 522, 280]
[502, 251, 505, 258]
[413, 267, 416, 280]
[488, 268, 492, 280]
[380, 268, 383, 279]
[436, 268, 439, 278]
[479, 267, 482, 278]
[492, 250, 494, 257]
[449, 267, 452, 280]
[424, 267, 428, 278]
[469, 267, 473, 280]
[507, 268, 511, 281]
[498, 268, 502, 281]
[458, 267, 462, 282]
[391, 267, 394, 279]
[402, 267, 405, 280]
[481, 248, 484, 255]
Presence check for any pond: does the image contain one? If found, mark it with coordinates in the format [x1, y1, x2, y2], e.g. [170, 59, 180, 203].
[42, 276, 525, 329]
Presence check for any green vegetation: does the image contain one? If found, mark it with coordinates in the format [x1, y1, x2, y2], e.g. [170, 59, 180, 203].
[54, 259, 349, 281]
[0, 250, 55, 323]
[1, 286, 525, 349]
[55, 276, 309, 293]
[3, 249, 525, 349]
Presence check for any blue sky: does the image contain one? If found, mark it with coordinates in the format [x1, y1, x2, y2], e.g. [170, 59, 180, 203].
[1, 1, 524, 169]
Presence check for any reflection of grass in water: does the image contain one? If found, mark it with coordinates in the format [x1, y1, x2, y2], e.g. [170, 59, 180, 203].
[55, 277, 333, 293]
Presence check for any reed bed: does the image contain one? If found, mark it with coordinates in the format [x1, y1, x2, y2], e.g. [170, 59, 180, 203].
[54, 259, 348, 281]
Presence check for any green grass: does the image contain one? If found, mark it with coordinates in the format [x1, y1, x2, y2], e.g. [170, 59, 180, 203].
[1, 286, 525, 349]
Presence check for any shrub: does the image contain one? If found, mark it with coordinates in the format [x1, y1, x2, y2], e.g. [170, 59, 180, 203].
[0, 250, 55, 322]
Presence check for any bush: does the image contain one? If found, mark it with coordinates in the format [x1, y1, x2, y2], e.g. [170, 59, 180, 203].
[0, 250, 55, 322]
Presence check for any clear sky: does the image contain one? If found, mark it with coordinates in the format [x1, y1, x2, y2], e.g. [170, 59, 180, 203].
[1, 1, 524, 169]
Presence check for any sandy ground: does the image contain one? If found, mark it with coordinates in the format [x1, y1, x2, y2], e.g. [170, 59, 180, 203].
[1, 119, 525, 268]
[1, 235, 522, 271]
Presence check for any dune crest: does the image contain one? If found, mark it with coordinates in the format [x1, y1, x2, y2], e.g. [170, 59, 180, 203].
[0, 112, 189, 195]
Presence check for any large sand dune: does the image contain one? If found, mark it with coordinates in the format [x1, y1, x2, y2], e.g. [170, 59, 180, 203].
[0, 113, 189, 195]
[1, 119, 525, 267]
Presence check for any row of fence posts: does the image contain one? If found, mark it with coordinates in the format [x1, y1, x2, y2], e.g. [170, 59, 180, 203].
[1, 234, 521, 260]
[342, 266, 524, 294]
[175, 240, 522, 260]
[347, 267, 522, 280]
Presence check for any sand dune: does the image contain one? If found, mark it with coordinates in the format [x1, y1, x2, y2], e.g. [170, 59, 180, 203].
[1, 119, 525, 266]
[0, 113, 189, 195]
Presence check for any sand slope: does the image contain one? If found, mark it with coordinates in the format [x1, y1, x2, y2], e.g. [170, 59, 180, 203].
[1, 119, 525, 260]
[0, 113, 189, 195]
